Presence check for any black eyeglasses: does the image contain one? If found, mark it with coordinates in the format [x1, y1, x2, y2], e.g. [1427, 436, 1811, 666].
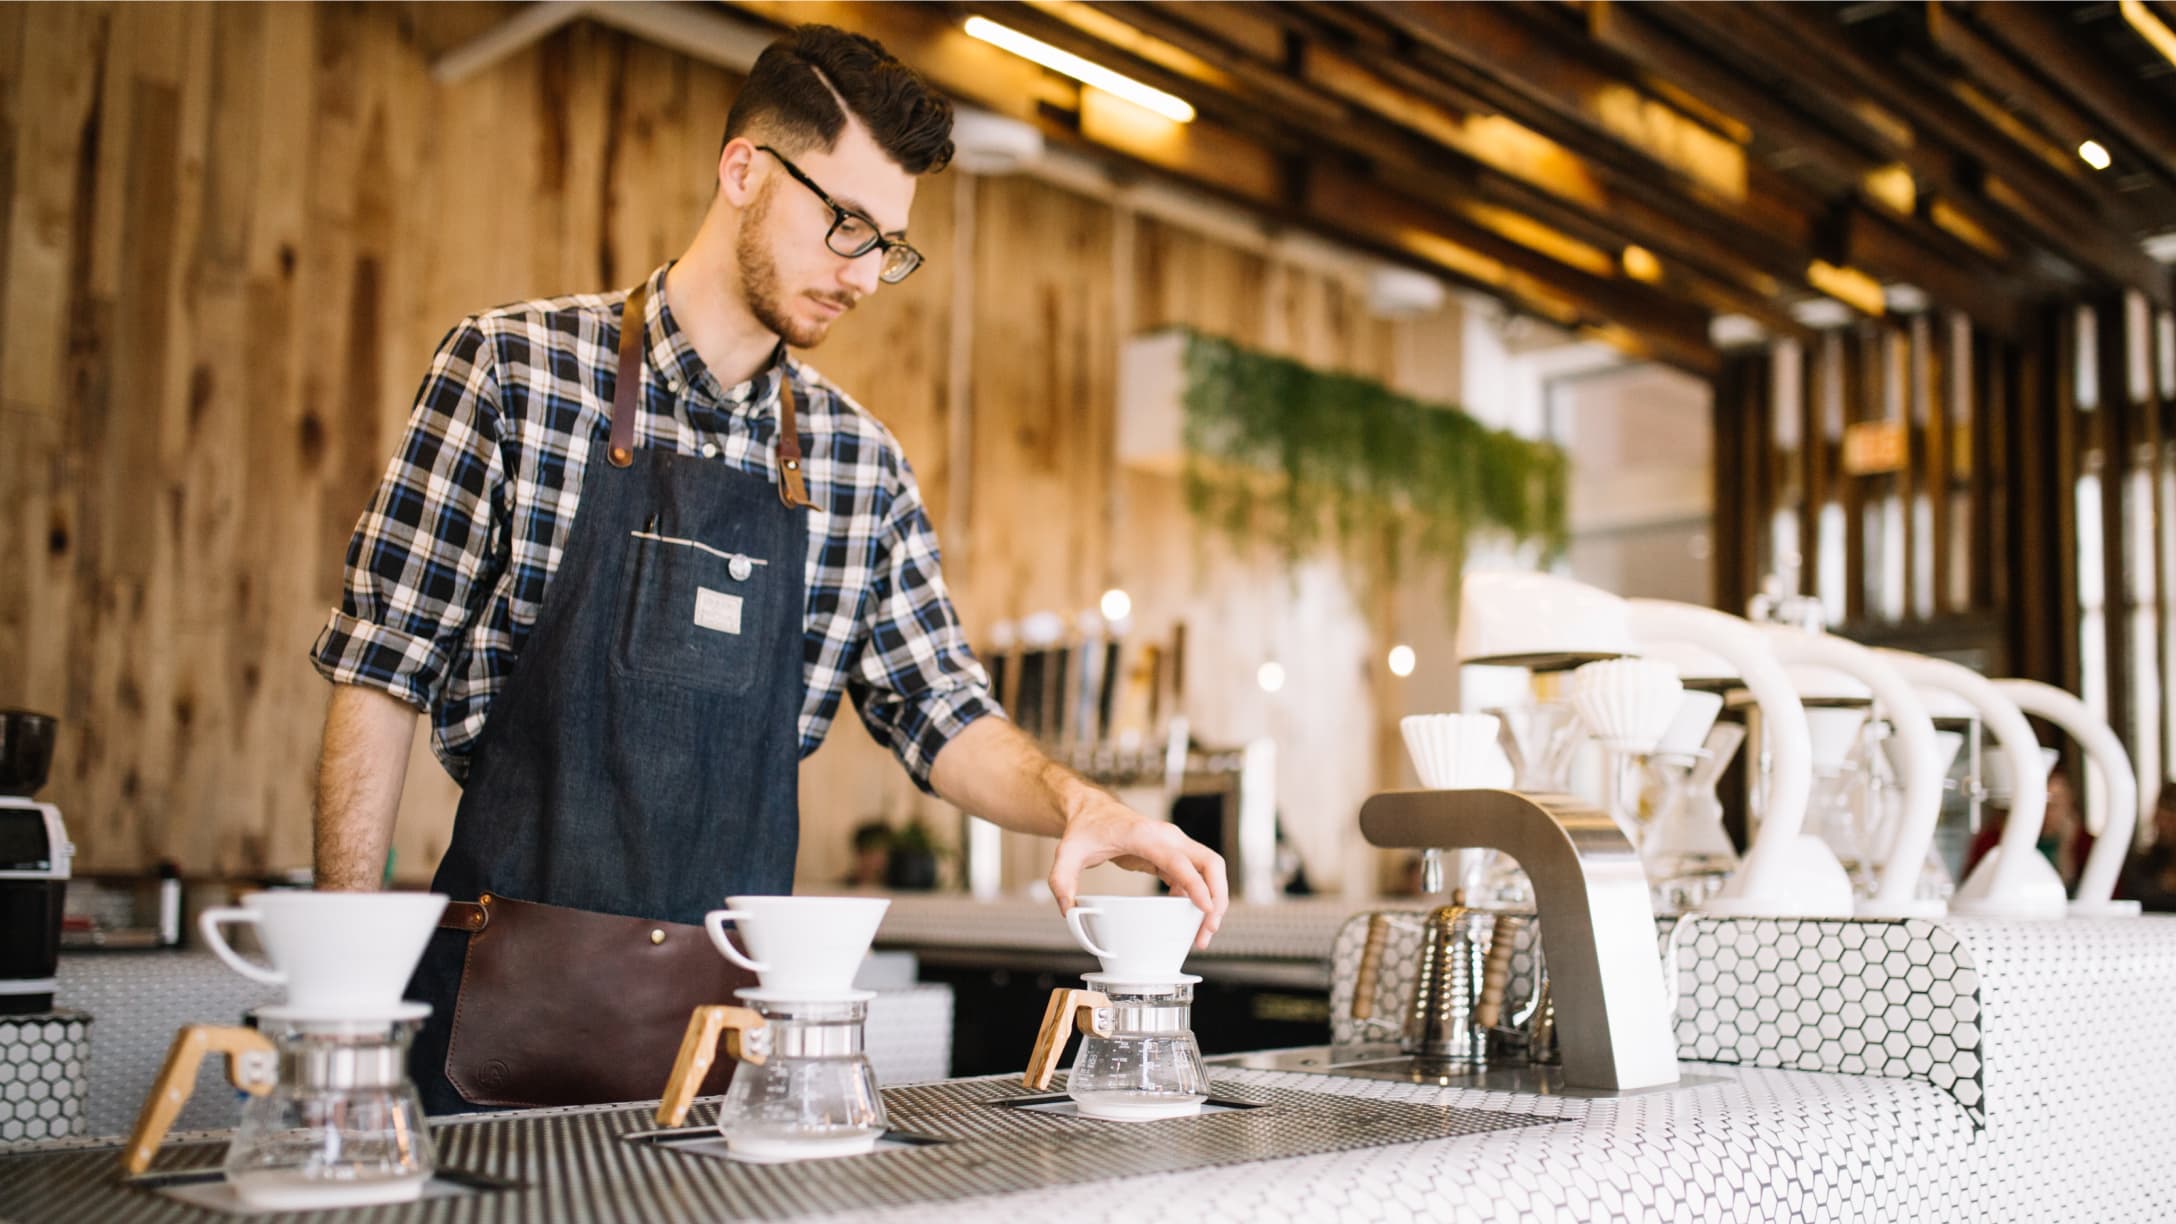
[756, 145, 923, 284]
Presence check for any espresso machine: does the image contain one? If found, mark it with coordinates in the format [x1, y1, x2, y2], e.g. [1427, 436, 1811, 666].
[0, 710, 69, 1015]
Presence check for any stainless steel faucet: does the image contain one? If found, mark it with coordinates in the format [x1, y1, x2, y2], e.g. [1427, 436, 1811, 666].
[1360, 788, 1681, 1091]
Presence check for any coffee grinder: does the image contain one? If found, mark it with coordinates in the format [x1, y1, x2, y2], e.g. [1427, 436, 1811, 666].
[0, 710, 69, 1015]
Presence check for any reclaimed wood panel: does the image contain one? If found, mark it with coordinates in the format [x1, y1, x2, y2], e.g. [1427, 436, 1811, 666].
[1, 3, 1475, 897]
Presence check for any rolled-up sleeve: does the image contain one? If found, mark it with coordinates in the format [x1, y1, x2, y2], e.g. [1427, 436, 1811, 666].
[849, 455, 1004, 792]
[310, 319, 506, 712]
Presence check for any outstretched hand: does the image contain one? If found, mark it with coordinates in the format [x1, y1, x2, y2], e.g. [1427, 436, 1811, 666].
[1047, 789, 1229, 949]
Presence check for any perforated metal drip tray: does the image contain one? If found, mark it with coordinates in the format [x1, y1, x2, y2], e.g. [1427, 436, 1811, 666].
[627, 1124, 956, 1163]
[989, 1092, 1268, 1120]
[1213, 1045, 1729, 1098]
[126, 1165, 519, 1217]
[0, 1077, 1565, 1223]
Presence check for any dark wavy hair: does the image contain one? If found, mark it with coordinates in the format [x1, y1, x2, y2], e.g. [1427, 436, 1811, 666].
[723, 24, 954, 175]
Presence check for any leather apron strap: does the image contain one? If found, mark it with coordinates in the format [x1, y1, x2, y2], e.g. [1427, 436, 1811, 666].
[608, 282, 813, 509]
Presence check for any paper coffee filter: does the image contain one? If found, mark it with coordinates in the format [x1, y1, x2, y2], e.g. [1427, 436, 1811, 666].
[1654, 690, 1726, 757]
[1985, 743, 2060, 798]
[1805, 706, 1871, 770]
[1570, 658, 1684, 752]
[1885, 727, 1965, 782]
[1400, 713, 1514, 789]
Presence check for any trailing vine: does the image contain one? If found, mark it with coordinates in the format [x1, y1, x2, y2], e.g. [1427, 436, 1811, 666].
[1177, 329, 1568, 597]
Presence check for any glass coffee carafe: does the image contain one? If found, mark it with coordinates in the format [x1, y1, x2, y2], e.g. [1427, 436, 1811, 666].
[225, 1017, 434, 1207]
[1026, 975, 1209, 1119]
[655, 993, 888, 1161]
[124, 1012, 434, 1211]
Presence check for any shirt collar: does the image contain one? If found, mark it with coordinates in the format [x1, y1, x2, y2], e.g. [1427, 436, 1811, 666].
[642, 262, 790, 414]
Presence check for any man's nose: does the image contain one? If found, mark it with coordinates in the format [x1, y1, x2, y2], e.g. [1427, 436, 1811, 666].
[839, 251, 882, 297]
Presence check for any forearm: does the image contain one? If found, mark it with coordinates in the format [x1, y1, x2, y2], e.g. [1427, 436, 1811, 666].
[312, 683, 420, 891]
[927, 716, 1092, 838]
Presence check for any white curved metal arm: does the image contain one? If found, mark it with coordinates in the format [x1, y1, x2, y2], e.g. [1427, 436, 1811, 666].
[1761, 626, 1943, 916]
[1626, 601, 1811, 847]
[1876, 652, 2064, 918]
[1992, 678, 2141, 914]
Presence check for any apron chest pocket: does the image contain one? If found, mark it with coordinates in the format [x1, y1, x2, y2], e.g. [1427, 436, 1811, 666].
[616, 530, 775, 695]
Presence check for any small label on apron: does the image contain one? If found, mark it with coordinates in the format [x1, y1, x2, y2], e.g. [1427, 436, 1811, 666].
[693, 587, 744, 636]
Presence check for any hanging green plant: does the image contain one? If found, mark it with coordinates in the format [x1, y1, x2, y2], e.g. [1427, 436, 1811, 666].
[1177, 329, 1568, 595]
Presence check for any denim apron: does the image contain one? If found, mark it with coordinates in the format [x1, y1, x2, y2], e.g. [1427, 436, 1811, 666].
[406, 281, 810, 1114]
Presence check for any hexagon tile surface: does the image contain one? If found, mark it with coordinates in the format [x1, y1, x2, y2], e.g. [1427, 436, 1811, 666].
[1670, 918, 1985, 1125]
[0, 1013, 89, 1143]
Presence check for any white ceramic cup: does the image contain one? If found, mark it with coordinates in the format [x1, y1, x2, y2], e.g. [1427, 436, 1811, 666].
[703, 896, 891, 997]
[198, 891, 448, 1019]
[1063, 895, 1205, 981]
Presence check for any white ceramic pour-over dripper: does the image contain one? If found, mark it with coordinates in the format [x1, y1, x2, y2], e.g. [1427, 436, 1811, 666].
[1570, 658, 1683, 845]
[1399, 713, 1515, 790]
[1760, 625, 1947, 919]
[1569, 658, 1684, 753]
[1489, 702, 1586, 793]
[1875, 651, 2067, 919]
[703, 896, 891, 1001]
[198, 892, 448, 1021]
[1803, 708, 1872, 771]
[1993, 678, 2144, 917]
[1626, 599, 1853, 918]
[1778, 664, 1875, 889]
[1653, 691, 1726, 759]
[1400, 712, 1518, 900]
[1647, 722, 1746, 860]
[1874, 727, 1967, 903]
[1064, 896, 1206, 982]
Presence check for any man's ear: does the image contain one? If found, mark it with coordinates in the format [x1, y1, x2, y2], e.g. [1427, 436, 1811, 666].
[718, 137, 763, 207]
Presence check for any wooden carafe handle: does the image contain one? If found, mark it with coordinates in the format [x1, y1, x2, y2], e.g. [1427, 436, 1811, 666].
[654, 1005, 766, 1127]
[1473, 913, 1520, 1030]
[1350, 914, 1392, 1021]
[1022, 988, 1111, 1092]
[121, 1025, 277, 1176]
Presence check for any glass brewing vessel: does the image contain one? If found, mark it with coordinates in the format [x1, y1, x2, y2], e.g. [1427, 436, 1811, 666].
[223, 1019, 433, 1210]
[1068, 980, 1209, 1120]
[716, 997, 888, 1160]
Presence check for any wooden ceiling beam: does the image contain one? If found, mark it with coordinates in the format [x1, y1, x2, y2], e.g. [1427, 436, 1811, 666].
[1307, 171, 1721, 373]
[1923, 1, 2128, 182]
[1572, 0, 1883, 198]
[728, 2, 1722, 369]
[1843, 208, 2024, 337]
[1117, 1, 1832, 341]
[959, 0, 1769, 325]
[1964, 1, 2176, 190]
[1068, 1, 1834, 341]
[1728, 3, 2169, 302]
[1299, 29, 1826, 291]
[1609, 1, 2167, 305]
[945, 1, 1323, 151]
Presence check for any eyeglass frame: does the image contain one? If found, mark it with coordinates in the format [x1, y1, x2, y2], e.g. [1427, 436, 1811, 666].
[755, 144, 924, 284]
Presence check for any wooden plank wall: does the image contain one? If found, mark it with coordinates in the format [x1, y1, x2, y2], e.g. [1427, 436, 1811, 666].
[0, 3, 1467, 893]
[1714, 294, 2176, 818]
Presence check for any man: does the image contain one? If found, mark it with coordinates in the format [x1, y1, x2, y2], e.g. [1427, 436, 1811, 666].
[311, 24, 1227, 1113]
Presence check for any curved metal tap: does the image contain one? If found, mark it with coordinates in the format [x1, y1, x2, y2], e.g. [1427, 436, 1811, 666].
[1360, 788, 1680, 1091]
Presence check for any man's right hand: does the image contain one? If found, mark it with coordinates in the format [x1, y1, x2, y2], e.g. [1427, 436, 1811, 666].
[313, 684, 420, 891]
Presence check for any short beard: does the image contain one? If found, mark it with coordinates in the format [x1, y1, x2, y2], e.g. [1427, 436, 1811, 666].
[736, 181, 843, 350]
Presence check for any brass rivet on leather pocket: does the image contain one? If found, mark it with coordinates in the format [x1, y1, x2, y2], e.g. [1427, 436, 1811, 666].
[650, 929, 666, 945]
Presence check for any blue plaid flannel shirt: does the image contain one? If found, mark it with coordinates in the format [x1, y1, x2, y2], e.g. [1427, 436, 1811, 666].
[312, 263, 1001, 790]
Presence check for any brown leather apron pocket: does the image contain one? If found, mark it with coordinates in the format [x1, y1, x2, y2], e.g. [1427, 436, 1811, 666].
[441, 893, 759, 1109]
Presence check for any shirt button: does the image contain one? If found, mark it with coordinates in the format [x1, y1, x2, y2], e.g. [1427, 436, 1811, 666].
[730, 556, 753, 581]
[701, 443, 719, 459]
